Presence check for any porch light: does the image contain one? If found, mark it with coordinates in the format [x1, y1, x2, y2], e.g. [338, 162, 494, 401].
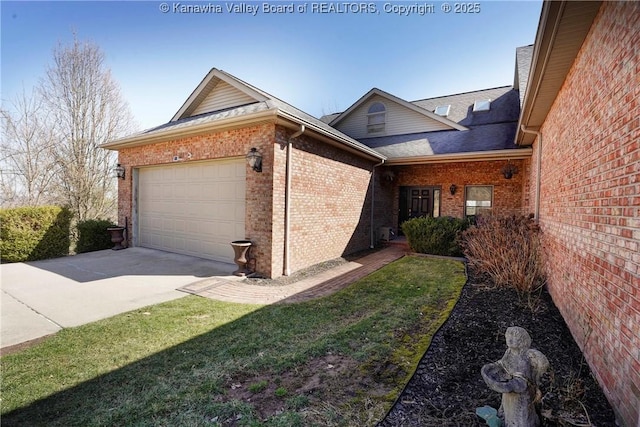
[449, 184, 457, 195]
[246, 147, 262, 172]
[501, 162, 518, 179]
[114, 163, 126, 180]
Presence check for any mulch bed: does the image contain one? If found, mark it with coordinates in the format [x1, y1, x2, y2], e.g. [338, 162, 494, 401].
[379, 268, 617, 427]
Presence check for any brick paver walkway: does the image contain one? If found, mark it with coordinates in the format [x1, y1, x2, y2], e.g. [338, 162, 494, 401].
[178, 246, 407, 305]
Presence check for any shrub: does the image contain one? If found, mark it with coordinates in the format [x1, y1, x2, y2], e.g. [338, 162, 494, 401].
[76, 219, 117, 253]
[401, 216, 471, 257]
[460, 215, 545, 295]
[0, 206, 72, 263]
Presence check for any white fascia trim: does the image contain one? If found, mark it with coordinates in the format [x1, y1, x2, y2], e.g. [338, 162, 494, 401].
[102, 108, 279, 150]
[385, 148, 533, 165]
[276, 111, 386, 162]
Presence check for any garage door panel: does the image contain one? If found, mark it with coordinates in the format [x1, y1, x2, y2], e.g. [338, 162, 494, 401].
[138, 159, 246, 262]
[198, 220, 215, 237]
[202, 184, 217, 198]
[235, 181, 246, 197]
[235, 204, 245, 218]
[151, 216, 162, 229]
[177, 185, 188, 200]
[173, 237, 185, 251]
[187, 220, 198, 233]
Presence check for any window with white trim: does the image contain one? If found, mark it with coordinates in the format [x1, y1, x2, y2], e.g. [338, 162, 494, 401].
[465, 185, 493, 217]
[367, 102, 386, 134]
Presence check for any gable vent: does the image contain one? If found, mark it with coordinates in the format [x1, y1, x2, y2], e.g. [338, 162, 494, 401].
[434, 105, 451, 117]
[473, 99, 491, 112]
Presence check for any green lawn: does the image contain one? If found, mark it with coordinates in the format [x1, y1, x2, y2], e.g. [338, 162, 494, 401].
[1, 256, 466, 426]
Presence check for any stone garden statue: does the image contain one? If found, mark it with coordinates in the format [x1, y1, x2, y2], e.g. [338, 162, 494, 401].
[481, 326, 549, 427]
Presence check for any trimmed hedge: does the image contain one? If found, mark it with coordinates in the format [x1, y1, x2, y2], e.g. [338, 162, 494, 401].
[401, 216, 471, 257]
[0, 206, 72, 263]
[76, 219, 117, 253]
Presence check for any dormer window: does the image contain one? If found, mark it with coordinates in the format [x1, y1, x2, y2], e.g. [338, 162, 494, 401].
[367, 102, 386, 134]
[473, 99, 491, 112]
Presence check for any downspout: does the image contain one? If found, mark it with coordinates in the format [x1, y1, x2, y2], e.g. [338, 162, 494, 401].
[283, 124, 305, 276]
[370, 159, 385, 248]
[520, 126, 542, 221]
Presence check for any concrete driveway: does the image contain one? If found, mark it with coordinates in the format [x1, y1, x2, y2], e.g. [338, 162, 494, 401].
[0, 247, 238, 350]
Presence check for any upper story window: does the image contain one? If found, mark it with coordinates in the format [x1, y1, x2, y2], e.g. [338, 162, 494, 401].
[367, 102, 386, 134]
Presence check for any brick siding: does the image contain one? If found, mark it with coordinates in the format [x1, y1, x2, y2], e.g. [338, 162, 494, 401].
[273, 126, 376, 275]
[115, 122, 378, 279]
[384, 160, 526, 231]
[117, 123, 275, 275]
[525, 3, 640, 425]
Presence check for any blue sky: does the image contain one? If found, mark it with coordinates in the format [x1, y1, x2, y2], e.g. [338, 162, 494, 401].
[2, 1, 542, 130]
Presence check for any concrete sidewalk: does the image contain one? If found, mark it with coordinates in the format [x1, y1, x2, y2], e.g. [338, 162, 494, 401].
[1, 245, 407, 352]
[178, 246, 407, 304]
[1, 247, 238, 350]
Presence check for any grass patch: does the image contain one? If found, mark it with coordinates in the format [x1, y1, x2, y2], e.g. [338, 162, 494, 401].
[1, 256, 466, 426]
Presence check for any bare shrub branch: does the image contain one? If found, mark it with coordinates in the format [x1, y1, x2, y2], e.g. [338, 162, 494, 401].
[460, 215, 546, 297]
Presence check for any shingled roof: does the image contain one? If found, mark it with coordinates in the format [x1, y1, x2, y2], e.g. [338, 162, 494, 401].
[103, 69, 385, 161]
[411, 86, 519, 125]
[352, 86, 529, 163]
[359, 121, 522, 159]
[515, 45, 534, 107]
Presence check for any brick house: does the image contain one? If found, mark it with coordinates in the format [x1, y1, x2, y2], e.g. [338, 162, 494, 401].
[103, 64, 531, 278]
[103, 1, 638, 423]
[102, 68, 386, 278]
[325, 83, 531, 229]
[517, 2, 639, 425]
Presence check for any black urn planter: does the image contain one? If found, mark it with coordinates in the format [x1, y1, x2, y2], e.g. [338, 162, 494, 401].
[230, 240, 252, 276]
[107, 226, 126, 250]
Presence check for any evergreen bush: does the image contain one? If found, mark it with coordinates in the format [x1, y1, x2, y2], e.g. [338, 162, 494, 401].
[76, 219, 117, 253]
[401, 216, 471, 257]
[0, 206, 72, 263]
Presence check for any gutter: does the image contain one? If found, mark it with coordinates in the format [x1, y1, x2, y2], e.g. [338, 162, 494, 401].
[520, 126, 542, 221]
[283, 124, 305, 276]
[516, 1, 561, 142]
[385, 148, 532, 165]
[370, 159, 385, 249]
[101, 108, 279, 150]
[102, 106, 386, 164]
[276, 110, 385, 162]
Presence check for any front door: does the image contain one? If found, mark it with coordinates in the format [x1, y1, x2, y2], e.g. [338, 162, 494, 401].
[399, 186, 441, 231]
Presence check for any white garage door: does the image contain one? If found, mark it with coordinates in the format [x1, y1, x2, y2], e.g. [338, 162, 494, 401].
[138, 159, 246, 263]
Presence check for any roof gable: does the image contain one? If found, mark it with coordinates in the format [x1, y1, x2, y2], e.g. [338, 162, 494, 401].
[104, 68, 385, 161]
[172, 69, 268, 122]
[329, 88, 467, 139]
